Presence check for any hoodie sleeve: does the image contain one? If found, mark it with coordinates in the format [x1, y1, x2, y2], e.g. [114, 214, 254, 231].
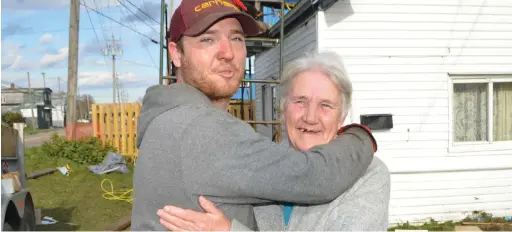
[180, 110, 375, 205]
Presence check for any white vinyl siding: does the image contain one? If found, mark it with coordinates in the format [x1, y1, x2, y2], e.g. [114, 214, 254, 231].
[254, 14, 318, 139]
[319, 0, 512, 225]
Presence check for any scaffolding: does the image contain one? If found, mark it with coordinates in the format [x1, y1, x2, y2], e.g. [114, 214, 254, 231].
[160, 0, 293, 142]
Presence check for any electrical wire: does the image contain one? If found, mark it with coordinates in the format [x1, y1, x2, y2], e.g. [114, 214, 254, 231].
[92, 0, 110, 46]
[124, 0, 160, 24]
[81, 0, 110, 69]
[118, 0, 159, 34]
[101, 179, 133, 204]
[80, 2, 161, 47]
[118, 2, 158, 69]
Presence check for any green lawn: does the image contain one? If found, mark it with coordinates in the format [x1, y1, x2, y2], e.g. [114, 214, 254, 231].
[25, 127, 55, 135]
[25, 147, 134, 231]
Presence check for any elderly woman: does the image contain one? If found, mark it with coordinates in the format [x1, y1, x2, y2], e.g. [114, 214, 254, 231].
[156, 51, 391, 231]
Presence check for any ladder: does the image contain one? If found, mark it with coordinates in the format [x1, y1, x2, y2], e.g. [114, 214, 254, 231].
[159, 0, 295, 143]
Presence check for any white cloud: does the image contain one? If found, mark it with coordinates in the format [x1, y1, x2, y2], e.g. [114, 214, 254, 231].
[39, 33, 53, 44]
[40, 48, 69, 68]
[1, 42, 22, 70]
[78, 71, 139, 86]
[1, 41, 37, 70]
[2, 0, 118, 11]
[8, 56, 27, 70]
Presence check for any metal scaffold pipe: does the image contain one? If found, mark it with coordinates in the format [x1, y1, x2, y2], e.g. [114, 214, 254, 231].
[162, 76, 281, 84]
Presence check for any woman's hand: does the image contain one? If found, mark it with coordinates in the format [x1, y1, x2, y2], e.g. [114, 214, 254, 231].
[157, 196, 231, 231]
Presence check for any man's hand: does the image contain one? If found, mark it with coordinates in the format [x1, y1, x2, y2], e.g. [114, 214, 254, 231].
[157, 196, 231, 231]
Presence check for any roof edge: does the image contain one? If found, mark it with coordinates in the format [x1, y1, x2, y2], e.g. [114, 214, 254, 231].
[267, 0, 339, 37]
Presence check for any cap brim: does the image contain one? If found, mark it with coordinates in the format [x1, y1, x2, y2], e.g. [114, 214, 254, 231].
[183, 11, 260, 37]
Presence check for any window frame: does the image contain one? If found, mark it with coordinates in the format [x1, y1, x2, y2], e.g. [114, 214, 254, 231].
[448, 74, 512, 153]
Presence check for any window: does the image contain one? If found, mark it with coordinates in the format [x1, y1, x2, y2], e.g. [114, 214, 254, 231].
[452, 77, 512, 143]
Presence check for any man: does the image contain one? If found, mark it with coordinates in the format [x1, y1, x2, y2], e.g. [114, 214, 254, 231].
[130, 0, 377, 230]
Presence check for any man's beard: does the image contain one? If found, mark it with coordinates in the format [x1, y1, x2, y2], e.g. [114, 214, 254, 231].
[181, 66, 241, 101]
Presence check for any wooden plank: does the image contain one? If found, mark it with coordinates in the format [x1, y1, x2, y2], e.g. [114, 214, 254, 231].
[105, 104, 112, 146]
[26, 168, 57, 180]
[127, 104, 134, 156]
[104, 215, 131, 231]
[99, 104, 106, 144]
[92, 104, 98, 138]
[112, 104, 120, 149]
[133, 103, 141, 157]
[120, 103, 127, 153]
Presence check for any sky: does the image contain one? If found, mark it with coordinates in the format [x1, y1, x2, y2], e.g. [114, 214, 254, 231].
[2, 0, 180, 103]
[0, 0, 290, 103]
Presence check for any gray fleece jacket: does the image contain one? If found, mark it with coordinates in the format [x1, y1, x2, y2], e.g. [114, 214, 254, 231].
[130, 83, 375, 231]
[231, 157, 391, 231]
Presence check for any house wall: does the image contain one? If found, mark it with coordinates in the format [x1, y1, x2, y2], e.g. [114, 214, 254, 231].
[1, 92, 24, 105]
[319, 0, 512, 224]
[254, 14, 318, 139]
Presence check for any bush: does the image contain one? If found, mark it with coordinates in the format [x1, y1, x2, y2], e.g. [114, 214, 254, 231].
[40, 134, 118, 165]
[1, 111, 25, 127]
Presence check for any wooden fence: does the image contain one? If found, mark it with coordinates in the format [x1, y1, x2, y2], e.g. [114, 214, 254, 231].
[91, 103, 141, 160]
[91, 100, 254, 160]
[227, 100, 255, 121]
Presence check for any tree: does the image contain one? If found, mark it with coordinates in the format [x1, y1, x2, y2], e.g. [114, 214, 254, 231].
[76, 94, 95, 120]
[136, 96, 144, 103]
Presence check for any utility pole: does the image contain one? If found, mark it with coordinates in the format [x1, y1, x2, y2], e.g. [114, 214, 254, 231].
[41, 72, 46, 88]
[67, 0, 79, 139]
[165, 0, 174, 85]
[104, 34, 122, 104]
[27, 72, 36, 128]
[159, 0, 165, 84]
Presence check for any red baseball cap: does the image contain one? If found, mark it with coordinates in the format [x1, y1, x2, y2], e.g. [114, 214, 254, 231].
[169, 0, 260, 43]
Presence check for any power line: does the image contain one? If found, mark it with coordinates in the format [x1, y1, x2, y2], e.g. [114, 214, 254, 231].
[79, 2, 164, 48]
[118, 0, 159, 34]
[92, 0, 109, 45]
[81, 0, 110, 68]
[124, 0, 160, 24]
[118, 2, 158, 69]
[120, 60, 158, 69]
[1, 25, 158, 35]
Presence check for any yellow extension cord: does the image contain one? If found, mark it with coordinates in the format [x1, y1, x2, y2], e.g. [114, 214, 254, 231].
[100, 155, 136, 204]
[101, 179, 133, 204]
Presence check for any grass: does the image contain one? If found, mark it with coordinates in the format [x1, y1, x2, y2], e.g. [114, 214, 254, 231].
[25, 127, 55, 135]
[388, 213, 512, 231]
[388, 219, 461, 231]
[25, 146, 134, 231]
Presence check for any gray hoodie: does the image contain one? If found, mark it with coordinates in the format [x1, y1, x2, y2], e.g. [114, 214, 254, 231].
[130, 83, 375, 231]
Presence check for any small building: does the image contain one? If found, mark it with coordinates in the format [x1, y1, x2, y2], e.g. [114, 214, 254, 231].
[1, 84, 54, 129]
[51, 93, 66, 128]
[253, 0, 512, 225]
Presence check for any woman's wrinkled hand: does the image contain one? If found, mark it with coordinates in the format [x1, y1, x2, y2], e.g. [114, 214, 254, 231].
[157, 196, 231, 231]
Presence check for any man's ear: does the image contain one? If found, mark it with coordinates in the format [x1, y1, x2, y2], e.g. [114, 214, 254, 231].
[168, 41, 182, 68]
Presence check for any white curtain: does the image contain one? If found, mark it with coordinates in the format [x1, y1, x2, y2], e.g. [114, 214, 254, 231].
[493, 82, 512, 141]
[453, 83, 488, 142]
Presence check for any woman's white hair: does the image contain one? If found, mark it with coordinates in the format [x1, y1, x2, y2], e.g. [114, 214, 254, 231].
[279, 51, 352, 119]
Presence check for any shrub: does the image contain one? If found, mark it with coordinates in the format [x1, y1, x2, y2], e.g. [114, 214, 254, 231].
[40, 134, 118, 165]
[1, 111, 25, 127]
